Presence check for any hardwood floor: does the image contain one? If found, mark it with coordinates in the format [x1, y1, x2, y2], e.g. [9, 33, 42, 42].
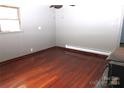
[0, 47, 107, 88]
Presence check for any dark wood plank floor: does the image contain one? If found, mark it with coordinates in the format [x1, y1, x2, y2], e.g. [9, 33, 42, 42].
[0, 47, 107, 88]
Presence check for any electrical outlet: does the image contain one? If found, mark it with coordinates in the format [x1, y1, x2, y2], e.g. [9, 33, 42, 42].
[30, 48, 33, 52]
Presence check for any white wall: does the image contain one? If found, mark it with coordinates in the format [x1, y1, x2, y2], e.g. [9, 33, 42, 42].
[0, 1, 123, 62]
[55, 4, 123, 54]
[0, 4, 56, 62]
[121, 19, 124, 43]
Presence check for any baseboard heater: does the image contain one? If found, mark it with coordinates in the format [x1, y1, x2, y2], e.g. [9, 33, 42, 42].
[65, 45, 111, 56]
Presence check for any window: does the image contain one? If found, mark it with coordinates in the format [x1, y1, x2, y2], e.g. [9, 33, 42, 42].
[0, 5, 21, 32]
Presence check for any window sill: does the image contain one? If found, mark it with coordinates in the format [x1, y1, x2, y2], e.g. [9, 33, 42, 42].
[0, 30, 24, 34]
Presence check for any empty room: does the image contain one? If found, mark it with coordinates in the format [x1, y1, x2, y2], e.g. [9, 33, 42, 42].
[0, 0, 124, 88]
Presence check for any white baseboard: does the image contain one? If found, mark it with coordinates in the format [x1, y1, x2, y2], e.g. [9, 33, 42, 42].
[65, 45, 111, 56]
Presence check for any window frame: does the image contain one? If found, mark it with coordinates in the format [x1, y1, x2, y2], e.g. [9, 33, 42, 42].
[0, 5, 21, 33]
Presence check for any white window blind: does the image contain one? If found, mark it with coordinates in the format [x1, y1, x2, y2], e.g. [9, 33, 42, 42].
[0, 5, 21, 32]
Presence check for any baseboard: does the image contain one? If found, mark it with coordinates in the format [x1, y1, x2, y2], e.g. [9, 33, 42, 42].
[65, 45, 111, 56]
[0, 46, 55, 65]
[0, 46, 109, 65]
[55, 46, 108, 58]
[56, 45, 111, 57]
